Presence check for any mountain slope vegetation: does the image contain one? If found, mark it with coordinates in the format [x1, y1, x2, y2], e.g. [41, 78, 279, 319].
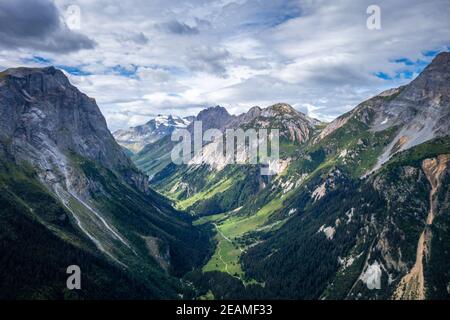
[133, 53, 450, 300]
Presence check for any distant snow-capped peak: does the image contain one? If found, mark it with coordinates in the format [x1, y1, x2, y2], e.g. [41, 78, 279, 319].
[113, 114, 194, 153]
[154, 114, 191, 129]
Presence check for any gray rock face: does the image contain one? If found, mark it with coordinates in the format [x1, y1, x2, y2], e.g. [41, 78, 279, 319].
[0, 67, 131, 172]
[225, 103, 322, 145]
[0, 67, 153, 260]
[318, 52, 450, 172]
[370, 52, 450, 170]
[187, 103, 321, 141]
[372, 52, 449, 130]
[188, 105, 234, 133]
[227, 103, 320, 129]
[1, 67, 152, 194]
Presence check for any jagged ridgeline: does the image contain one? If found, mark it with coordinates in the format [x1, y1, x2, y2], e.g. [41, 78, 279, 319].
[113, 114, 194, 154]
[140, 103, 323, 216]
[131, 53, 450, 300]
[0, 67, 211, 299]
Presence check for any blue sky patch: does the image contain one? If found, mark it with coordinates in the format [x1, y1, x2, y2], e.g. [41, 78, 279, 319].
[112, 64, 138, 78]
[390, 53, 438, 80]
[374, 72, 392, 80]
[21, 56, 92, 76]
[422, 50, 440, 57]
[393, 58, 415, 66]
[23, 56, 52, 65]
[57, 65, 92, 76]
[395, 70, 414, 79]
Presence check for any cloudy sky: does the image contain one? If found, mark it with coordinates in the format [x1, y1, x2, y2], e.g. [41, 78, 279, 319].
[1, 0, 449, 131]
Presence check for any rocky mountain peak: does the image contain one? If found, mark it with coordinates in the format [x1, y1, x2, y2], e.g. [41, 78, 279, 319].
[196, 105, 231, 120]
[191, 105, 233, 131]
[0, 66, 148, 191]
[380, 51, 450, 124]
[248, 106, 262, 114]
[0, 66, 72, 96]
[260, 103, 321, 127]
[264, 103, 298, 115]
[2, 66, 60, 77]
[318, 52, 450, 174]
[114, 114, 193, 153]
[402, 52, 450, 99]
[152, 114, 190, 128]
[426, 51, 450, 70]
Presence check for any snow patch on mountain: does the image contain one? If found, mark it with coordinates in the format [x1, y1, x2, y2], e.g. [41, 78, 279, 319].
[114, 115, 193, 153]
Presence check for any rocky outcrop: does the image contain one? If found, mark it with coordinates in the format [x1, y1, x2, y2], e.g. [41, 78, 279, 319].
[317, 52, 450, 174]
[0, 67, 149, 193]
[187, 103, 321, 171]
[372, 52, 450, 170]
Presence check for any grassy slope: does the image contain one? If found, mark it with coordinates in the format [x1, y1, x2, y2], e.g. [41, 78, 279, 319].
[196, 194, 286, 283]
[132, 135, 174, 178]
[177, 177, 233, 211]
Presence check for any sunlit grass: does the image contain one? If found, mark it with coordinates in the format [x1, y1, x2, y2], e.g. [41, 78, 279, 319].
[177, 178, 233, 210]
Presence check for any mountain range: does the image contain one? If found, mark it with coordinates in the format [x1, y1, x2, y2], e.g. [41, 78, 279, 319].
[113, 114, 194, 153]
[135, 52, 450, 299]
[0, 52, 449, 300]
